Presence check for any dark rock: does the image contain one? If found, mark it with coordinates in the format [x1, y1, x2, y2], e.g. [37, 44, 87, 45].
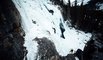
[34, 37, 59, 60]
[34, 37, 76, 60]
[83, 34, 103, 60]
[0, 0, 26, 60]
[75, 49, 83, 60]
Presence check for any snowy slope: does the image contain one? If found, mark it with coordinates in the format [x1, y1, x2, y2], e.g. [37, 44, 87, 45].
[12, 0, 92, 60]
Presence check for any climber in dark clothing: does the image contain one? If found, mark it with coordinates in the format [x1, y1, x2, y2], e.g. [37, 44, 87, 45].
[59, 22, 65, 39]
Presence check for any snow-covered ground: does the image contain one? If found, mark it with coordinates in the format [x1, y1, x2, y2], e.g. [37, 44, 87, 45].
[12, 0, 92, 60]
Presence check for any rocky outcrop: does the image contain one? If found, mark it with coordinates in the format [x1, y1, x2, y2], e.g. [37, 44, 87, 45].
[34, 37, 59, 60]
[0, 0, 25, 60]
[83, 33, 103, 60]
[34, 37, 76, 60]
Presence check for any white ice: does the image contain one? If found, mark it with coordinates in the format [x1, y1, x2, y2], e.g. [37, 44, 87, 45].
[12, 0, 92, 60]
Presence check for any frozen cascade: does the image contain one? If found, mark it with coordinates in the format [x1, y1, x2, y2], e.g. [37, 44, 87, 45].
[12, 0, 92, 60]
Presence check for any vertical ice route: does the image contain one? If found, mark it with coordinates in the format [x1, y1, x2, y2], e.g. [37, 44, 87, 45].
[12, 0, 92, 60]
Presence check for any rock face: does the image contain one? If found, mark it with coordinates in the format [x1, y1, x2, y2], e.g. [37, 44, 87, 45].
[34, 37, 59, 60]
[34, 37, 76, 60]
[0, 0, 25, 60]
[83, 33, 103, 60]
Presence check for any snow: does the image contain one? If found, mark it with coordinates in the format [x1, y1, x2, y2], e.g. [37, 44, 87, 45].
[69, 0, 90, 5]
[70, 0, 90, 3]
[12, 0, 92, 60]
[99, 4, 103, 10]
